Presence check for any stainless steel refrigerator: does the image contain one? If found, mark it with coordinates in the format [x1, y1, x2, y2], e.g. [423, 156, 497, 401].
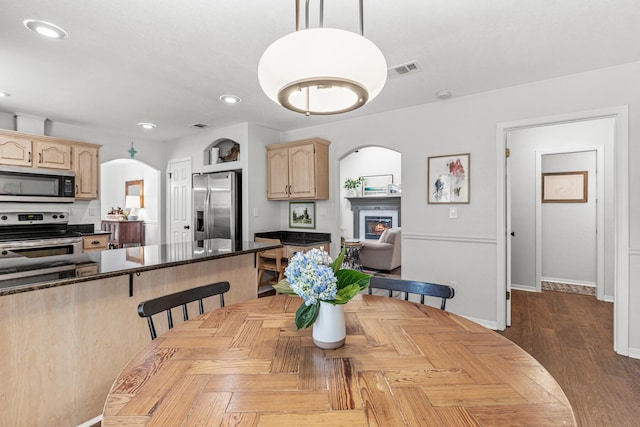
[193, 171, 241, 241]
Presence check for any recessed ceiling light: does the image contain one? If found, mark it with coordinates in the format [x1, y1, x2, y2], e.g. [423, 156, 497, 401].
[0, 91, 10, 97]
[138, 122, 156, 129]
[436, 90, 452, 100]
[24, 19, 68, 39]
[219, 95, 241, 104]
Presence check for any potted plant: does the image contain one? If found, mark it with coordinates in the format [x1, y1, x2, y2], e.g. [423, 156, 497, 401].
[273, 247, 370, 349]
[344, 176, 365, 197]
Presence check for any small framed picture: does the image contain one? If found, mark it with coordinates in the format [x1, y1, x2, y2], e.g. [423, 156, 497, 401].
[363, 174, 394, 196]
[386, 183, 401, 195]
[427, 153, 470, 204]
[542, 171, 588, 202]
[289, 202, 316, 229]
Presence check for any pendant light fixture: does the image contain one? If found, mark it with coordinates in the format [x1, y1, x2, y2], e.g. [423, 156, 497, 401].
[258, 0, 387, 116]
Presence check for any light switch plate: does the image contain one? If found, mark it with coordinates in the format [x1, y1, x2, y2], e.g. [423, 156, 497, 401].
[449, 207, 458, 219]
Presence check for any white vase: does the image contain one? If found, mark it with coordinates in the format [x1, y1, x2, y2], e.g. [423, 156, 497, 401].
[312, 301, 346, 349]
[347, 188, 356, 197]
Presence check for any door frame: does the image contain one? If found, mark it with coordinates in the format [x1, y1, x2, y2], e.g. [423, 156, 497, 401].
[496, 106, 629, 356]
[535, 147, 604, 300]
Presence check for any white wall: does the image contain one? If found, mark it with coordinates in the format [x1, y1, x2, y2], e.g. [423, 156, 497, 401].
[508, 119, 613, 296]
[339, 147, 401, 239]
[542, 151, 597, 285]
[280, 60, 640, 355]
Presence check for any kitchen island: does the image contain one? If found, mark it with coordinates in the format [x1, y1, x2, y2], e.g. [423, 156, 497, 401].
[0, 239, 280, 427]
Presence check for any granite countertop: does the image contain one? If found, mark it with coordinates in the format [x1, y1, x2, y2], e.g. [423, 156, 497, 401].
[0, 239, 281, 296]
[254, 231, 331, 246]
[67, 224, 110, 236]
[80, 230, 111, 236]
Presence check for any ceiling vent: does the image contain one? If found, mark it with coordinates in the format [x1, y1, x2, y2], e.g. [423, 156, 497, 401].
[189, 122, 210, 129]
[388, 60, 422, 78]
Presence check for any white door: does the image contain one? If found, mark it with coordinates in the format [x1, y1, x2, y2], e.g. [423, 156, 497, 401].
[168, 158, 192, 244]
[505, 142, 512, 326]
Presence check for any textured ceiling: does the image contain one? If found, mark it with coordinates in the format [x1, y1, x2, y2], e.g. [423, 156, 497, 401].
[1, 0, 639, 142]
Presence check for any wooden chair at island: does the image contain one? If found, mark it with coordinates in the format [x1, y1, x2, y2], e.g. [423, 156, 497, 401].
[137, 281, 230, 339]
[255, 237, 288, 288]
[368, 276, 455, 310]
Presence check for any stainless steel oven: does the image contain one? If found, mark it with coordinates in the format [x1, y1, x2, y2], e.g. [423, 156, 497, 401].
[0, 212, 82, 259]
[0, 261, 77, 289]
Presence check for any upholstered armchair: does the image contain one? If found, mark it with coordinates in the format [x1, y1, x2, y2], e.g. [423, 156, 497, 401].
[359, 227, 401, 271]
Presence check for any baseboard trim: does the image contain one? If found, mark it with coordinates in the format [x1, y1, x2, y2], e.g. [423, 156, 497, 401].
[628, 347, 640, 360]
[458, 314, 498, 331]
[511, 284, 537, 292]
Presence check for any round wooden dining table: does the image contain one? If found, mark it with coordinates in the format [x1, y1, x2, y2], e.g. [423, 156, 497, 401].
[103, 294, 576, 426]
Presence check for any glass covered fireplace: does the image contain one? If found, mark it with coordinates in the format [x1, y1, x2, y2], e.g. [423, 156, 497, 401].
[359, 210, 398, 240]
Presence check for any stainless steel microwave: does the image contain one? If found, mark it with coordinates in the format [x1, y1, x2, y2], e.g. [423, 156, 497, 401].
[0, 166, 75, 203]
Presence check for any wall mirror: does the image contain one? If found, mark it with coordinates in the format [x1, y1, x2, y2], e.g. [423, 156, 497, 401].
[125, 179, 144, 208]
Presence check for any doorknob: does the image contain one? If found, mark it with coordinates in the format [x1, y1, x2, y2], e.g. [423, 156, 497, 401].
[510, 232, 515, 236]
[184, 225, 191, 229]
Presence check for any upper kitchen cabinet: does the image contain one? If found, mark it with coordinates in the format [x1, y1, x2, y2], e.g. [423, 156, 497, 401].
[266, 138, 330, 200]
[34, 140, 71, 169]
[0, 129, 101, 199]
[0, 133, 33, 166]
[73, 144, 99, 200]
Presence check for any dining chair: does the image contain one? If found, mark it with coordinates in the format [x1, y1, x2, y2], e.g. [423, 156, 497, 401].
[255, 237, 288, 287]
[368, 276, 455, 310]
[137, 281, 230, 339]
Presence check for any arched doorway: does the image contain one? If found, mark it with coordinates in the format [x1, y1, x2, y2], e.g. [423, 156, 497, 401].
[338, 146, 402, 273]
[100, 159, 162, 245]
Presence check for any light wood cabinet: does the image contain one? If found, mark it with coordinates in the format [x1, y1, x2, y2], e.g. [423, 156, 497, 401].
[75, 262, 99, 276]
[81, 234, 109, 252]
[0, 130, 101, 179]
[266, 138, 330, 200]
[0, 135, 32, 166]
[34, 140, 71, 169]
[73, 144, 99, 199]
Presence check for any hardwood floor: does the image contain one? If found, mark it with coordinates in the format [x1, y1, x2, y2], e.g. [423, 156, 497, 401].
[498, 290, 640, 426]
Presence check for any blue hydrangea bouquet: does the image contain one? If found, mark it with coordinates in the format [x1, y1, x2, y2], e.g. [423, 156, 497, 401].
[273, 247, 370, 329]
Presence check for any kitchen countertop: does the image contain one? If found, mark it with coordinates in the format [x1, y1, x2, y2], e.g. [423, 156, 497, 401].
[254, 230, 331, 246]
[0, 239, 280, 296]
[67, 224, 111, 236]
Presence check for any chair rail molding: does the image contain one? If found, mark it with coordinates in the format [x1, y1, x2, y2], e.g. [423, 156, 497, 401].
[403, 232, 496, 245]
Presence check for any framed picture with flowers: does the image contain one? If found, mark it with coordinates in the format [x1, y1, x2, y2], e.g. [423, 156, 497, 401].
[427, 153, 470, 204]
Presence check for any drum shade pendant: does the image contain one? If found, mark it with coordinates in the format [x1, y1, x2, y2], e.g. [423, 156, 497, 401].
[258, 0, 387, 116]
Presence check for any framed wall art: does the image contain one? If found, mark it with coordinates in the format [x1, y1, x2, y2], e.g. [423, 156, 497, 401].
[542, 171, 587, 202]
[289, 202, 316, 229]
[363, 174, 394, 197]
[386, 183, 401, 196]
[427, 153, 470, 204]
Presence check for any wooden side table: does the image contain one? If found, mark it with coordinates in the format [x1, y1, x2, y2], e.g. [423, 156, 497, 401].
[100, 220, 145, 249]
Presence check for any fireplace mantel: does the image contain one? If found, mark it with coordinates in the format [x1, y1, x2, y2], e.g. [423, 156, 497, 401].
[347, 197, 401, 239]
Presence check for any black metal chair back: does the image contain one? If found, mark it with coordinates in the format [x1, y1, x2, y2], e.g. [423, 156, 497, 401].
[368, 277, 455, 310]
[138, 281, 230, 339]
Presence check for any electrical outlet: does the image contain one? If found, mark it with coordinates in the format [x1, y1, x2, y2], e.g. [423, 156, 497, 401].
[69, 207, 74, 216]
[449, 207, 458, 219]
